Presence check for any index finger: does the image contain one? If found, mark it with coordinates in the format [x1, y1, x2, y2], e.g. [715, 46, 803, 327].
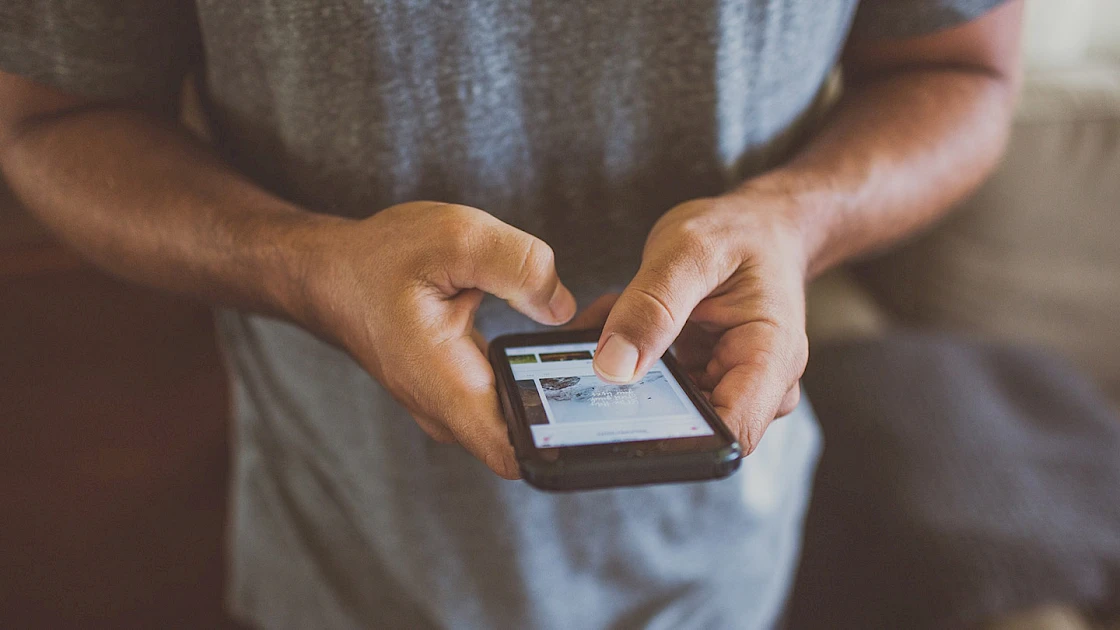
[707, 322, 806, 454]
[401, 336, 521, 479]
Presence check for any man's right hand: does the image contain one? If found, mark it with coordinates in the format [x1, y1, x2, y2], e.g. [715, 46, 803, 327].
[0, 70, 574, 479]
[294, 202, 576, 479]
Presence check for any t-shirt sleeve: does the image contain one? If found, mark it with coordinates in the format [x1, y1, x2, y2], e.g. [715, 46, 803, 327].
[849, 0, 1012, 41]
[0, 0, 201, 102]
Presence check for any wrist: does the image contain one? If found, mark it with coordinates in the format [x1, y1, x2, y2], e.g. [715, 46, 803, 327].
[721, 169, 845, 279]
[264, 210, 356, 339]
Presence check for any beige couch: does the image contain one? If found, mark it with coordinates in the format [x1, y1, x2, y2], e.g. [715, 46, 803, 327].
[807, 60, 1120, 413]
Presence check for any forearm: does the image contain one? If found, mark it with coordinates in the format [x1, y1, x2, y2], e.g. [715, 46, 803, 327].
[0, 98, 574, 478]
[0, 106, 341, 324]
[734, 67, 1018, 279]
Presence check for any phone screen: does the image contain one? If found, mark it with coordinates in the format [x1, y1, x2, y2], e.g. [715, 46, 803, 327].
[503, 342, 715, 448]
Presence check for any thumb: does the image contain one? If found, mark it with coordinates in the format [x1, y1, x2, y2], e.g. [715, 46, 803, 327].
[594, 253, 714, 383]
[448, 218, 576, 326]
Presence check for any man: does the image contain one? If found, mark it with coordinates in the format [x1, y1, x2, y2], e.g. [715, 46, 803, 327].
[0, 1, 1022, 627]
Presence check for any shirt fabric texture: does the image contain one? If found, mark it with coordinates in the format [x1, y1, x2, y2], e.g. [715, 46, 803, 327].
[0, 1, 1006, 627]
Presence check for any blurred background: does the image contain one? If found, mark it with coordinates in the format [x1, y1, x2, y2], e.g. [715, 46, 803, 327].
[1, 1, 1118, 628]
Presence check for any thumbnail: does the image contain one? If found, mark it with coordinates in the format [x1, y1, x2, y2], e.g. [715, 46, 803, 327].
[538, 371, 686, 423]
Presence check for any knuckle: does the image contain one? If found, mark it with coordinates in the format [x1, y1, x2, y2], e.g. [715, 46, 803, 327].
[724, 408, 762, 456]
[783, 329, 810, 378]
[778, 387, 801, 417]
[625, 283, 679, 333]
[740, 427, 761, 455]
[429, 428, 458, 444]
[442, 221, 478, 263]
[667, 211, 730, 268]
[439, 202, 483, 224]
[381, 374, 406, 400]
[377, 365, 413, 402]
[459, 378, 495, 401]
[410, 413, 454, 443]
[736, 415, 768, 456]
[673, 218, 716, 256]
[515, 237, 556, 290]
[486, 450, 520, 480]
[451, 420, 485, 448]
[719, 322, 807, 385]
[433, 204, 488, 258]
[709, 338, 737, 370]
[718, 340, 774, 377]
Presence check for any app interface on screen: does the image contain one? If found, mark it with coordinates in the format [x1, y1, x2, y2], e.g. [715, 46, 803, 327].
[504, 342, 714, 448]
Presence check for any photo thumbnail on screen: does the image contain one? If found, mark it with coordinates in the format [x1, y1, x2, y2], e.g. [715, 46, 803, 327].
[539, 371, 687, 424]
[515, 379, 549, 425]
[539, 350, 593, 362]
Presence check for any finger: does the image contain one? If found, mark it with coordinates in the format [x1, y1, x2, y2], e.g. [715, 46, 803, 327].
[688, 368, 712, 391]
[397, 336, 521, 479]
[776, 383, 801, 418]
[447, 215, 576, 326]
[594, 248, 717, 383]
[673, 321, 719, 374]
[707, 323, 806, 454]
[409, 410, 458, 444]
[470, 327, 489, 355]
[564, 293, 619, 331]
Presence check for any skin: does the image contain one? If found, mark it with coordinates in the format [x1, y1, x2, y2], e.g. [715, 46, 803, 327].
[0, 2, 1022, 478]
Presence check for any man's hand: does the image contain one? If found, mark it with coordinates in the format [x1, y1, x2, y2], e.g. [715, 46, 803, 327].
[0, 72, 577, 480]
[300, 202, 576, 478]
[592, 194, 808, 454]
[586, 3, 1024, 455]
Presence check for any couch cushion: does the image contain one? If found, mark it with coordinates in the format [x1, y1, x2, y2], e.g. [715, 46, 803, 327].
[854, 63, 1120, 406]
[790, 333, 1120, 630]
[806, 267, 891, 341]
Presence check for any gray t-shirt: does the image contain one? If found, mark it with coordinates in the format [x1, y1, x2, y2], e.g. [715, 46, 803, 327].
[1, 1, 1005, 627]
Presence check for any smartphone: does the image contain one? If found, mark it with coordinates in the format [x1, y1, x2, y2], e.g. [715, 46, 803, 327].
[489, 329, 742, 491]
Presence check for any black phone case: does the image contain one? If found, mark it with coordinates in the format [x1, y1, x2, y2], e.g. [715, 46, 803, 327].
[489, 330, 742, 491]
